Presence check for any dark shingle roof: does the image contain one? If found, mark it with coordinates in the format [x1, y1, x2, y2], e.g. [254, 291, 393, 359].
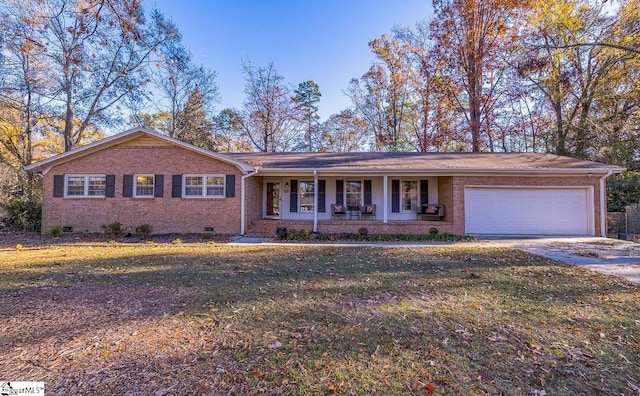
[226, 152, 621, 172]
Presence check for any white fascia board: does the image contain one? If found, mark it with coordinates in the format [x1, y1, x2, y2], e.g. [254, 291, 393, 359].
[253, 167, 624, 177]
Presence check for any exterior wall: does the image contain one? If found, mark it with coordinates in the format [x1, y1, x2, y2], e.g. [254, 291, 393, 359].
[452, 175, 603, 235]
[438, 176, 454, 223]
[245, 175, 263, 229]
[40, 136, 604, 237]
[247, 174, 602, 237]
[273, 176, 441, 221]
[42, 142, 244, 234]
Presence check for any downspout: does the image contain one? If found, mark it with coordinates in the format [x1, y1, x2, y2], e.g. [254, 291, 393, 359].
[313, 168, 318, 233]
[599, 170, 612, 237]
[241, 167, 259, 236]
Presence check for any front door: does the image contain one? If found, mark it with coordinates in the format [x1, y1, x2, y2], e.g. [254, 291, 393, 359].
[266, 181, 280, 217]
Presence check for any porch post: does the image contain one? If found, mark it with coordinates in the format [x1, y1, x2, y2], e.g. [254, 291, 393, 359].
[313, 169, 318, 233]
[600, 171, 612, 237]
[383, 175, 388, 223]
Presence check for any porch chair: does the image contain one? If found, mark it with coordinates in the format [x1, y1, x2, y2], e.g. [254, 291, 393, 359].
[361, 204, 376, 220]
[417, 204, 445, 221]
[331, 204, 347, 220]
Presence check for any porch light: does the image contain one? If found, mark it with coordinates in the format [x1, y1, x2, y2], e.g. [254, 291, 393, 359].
[284, 181, 290, 189]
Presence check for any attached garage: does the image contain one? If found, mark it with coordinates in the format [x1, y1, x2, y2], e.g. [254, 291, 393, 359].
[464, 186, 595, 236]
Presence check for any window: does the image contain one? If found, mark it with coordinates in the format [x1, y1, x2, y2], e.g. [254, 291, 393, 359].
[65, 175, 106, 197]
[183, 175, 225, 198]
[345, 181, 362, 209]
[299, 181, 315, 212]
[401, 180, 417, 212]
[134, 175, 154, 197]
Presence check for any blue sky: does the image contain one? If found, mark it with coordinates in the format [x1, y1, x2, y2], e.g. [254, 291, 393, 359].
[150, 1, 433, 120]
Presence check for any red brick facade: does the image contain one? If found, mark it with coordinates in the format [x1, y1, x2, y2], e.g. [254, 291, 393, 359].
[452, 175, 602, 234]
[42, 142, 247, 234]
[244, 175, 602, 237]
[34, 130, 611, 237]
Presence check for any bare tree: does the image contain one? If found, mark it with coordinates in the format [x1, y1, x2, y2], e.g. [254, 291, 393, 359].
[132, 41, 219, 139]
[431, 0, 521, 152]
[319, 110, 372, 152]
[32, 0, 179, 151]
[240, 61, 299, 152]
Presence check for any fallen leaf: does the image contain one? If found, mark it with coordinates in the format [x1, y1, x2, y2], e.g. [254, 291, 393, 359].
[268, 341, 282, 350]
[425, 383, 435, 395]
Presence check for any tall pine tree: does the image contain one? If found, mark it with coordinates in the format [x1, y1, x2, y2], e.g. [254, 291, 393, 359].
[174, 87, 215, 150]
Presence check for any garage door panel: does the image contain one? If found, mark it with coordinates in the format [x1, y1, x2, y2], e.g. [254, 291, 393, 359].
[465, 187, 592, 235]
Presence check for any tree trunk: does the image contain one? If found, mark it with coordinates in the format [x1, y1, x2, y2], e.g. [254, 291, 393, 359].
[553, 100, 566, 155]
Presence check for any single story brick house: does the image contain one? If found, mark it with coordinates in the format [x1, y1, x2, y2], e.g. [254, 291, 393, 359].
[25, 127, 624, 237]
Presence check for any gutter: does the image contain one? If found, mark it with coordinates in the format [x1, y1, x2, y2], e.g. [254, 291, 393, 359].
[240, 167, 259, 235]
[253, 167, 623, 176]
[599, 170, 613, 237]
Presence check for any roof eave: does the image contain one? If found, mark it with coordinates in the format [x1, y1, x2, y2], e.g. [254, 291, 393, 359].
[24, 127, 255, 174]
[254, 167, 625, 175]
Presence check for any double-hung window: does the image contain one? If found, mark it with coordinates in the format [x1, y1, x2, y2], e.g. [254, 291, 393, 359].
[183, 175, 225, 198]
[345, 181, 362, 209]
[299, 181, 315, 212]
[401, 180, 417, 212]
[65, 175, 106, 198]
[134, 175, 154, 197]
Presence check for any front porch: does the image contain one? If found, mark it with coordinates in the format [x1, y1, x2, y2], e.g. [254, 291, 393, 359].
[244, 174, 456, 235]
[246, 219, 460, 238]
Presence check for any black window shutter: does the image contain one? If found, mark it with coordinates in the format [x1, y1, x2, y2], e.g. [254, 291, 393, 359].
[105, 175, 116, 197]
[290, 180, 298, 213]
[225, 174, 236, 197]
[335, 180, 344, 204]
[154, 175, 164, 197]
[53, 175, 64, 197]
[420, 180, 429, 205]
[172, 175, 182, 197]
[364, 179, 372, 205]
[123, 175, 133, 197]
[318, 180, 326, 213]
[391, 179, 400, 213]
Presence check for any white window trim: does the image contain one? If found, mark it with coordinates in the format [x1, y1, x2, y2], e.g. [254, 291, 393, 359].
[183, 174, 225, 198]
[299, 180, 315, 212]
[134, 174, 155, 198]
[400, 179, 418, 213]
[64, 174, 106, 198]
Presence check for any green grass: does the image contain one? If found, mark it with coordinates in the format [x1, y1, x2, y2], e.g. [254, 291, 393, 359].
[1, 244, 639, 395]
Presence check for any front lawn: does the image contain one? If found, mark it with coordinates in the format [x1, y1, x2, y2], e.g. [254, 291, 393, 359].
[1, 244, 639, 395]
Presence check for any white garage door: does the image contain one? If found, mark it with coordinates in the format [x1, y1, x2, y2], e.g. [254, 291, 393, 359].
[465, 187, 593, 235]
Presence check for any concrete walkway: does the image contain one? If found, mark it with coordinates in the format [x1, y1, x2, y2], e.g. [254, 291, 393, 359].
[229, 236, 640, 286]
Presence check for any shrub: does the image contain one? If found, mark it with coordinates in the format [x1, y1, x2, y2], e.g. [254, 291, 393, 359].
[101, 222, 124, 237]
[135, 224, 153, 237]
[428, 227, 439, 235]
[276, 227, 288, 239]
[3, 198, 42, 232]
[276, 229, 313, 240]
[45, 225, 63, 237]
[358, 227, 369, 236]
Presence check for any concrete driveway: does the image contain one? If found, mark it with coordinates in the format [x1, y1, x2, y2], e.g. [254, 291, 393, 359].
[480, 237, 640, 286]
